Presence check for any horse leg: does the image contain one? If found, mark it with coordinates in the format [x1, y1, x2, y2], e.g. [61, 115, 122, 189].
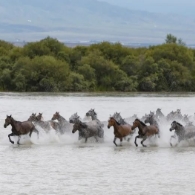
[17, 136, 21, 145]
[170, 135, 175, 147]
[94, 136, 98, 142]
[85, 137, 88, 143]
[134, 135, 140, 147]
[158, 130, 160, 138]
[30, 127, 39, 138]
[113, 137, 118, 146]
[141, 137, 147, 147]
[8, 133, 15, 144]
[120, 138, 123, 146]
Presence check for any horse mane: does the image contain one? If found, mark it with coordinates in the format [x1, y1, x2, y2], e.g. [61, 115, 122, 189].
[110, 117, 121, 125]
[135, 119, 146, 126]
[173, 121, 183, 127]
[77, 120, 87, 128]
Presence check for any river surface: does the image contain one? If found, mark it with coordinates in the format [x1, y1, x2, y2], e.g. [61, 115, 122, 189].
[0, 92, 195, 195]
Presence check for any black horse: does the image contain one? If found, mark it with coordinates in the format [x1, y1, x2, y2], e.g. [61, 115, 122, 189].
[4, 115, 39, 144]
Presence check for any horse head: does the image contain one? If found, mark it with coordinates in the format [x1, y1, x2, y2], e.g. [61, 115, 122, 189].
[4, 115, 12, 128]
[72, 120, 87, 133]
[28, 113, 37, 122]
[107, 117, 119, 128]
[86, 109, 97, 117]
[170, 121, 183, 132]
[36, 113, 43, 121]
[69, 113, 80, 123]
[52, 112, 60, 120]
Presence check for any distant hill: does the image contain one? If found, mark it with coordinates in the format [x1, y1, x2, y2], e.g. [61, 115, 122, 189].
[0, 0, 195, 44]
[99, 0, 195, 17]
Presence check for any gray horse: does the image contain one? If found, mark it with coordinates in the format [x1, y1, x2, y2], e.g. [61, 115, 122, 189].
[69, 113, 81, 123]
[51, 112, 72, 134]
[69, 112, 104, 139]
[86, 109, 104, 127]
[156, 108, 165, 120]
[72, 120, 104, 143]
[29, 113, 58, 133]
[112, 112, 127, 125]
[169, 121, 195, 146]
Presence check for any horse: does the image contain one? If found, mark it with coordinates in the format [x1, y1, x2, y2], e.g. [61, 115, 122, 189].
[4, 115, 39, 144]
[156, 108, 165, 120]
[144, 114, 160, 138]
[72, 120, 103, 143]
[112, 112, 127, 125]
[107, 117, 134, 146]
[132, 119, 159, 147]
[169, 121, 195, 146]
[33, 113, 58, 132]
[86, 109, 104, 127]
[51, 112, 72, 134]
[69, 112, 104, 139]
[167, 109, 183, 121]
[69, 112, 81, 123]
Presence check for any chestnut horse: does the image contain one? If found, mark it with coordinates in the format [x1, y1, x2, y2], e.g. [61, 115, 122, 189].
[4, 115, 39, 144]
[107, 117, 134, 146]
[132, 119, 159, 147]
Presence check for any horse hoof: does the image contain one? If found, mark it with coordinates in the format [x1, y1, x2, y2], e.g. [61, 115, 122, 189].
[11, 141, 14, 144]
[170, 143, 173, 147]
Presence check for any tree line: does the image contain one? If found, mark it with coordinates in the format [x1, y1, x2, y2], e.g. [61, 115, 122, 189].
[0, 34, 195, 92]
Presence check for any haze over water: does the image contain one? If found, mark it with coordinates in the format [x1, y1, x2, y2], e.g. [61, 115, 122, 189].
[0, 92, 195, 195]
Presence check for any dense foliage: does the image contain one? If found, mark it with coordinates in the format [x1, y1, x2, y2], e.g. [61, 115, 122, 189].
[0, 35, 195, 92]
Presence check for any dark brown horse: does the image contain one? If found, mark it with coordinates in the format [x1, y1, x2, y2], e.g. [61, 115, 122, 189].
[4, 115, 39, 144]
[107, 117, 134, 146]
[132, 119, 159, 147]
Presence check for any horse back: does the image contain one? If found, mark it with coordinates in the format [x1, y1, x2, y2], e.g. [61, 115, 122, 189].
[15, 121, 35, 134]
[117, 124, 132, 137]
[145, 125, 159, 136]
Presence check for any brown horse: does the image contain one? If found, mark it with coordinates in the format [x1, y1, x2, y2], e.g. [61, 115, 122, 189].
[107, 117, 134, 146]
[4, 115, 39, 144]
[132, 119, 159, 147]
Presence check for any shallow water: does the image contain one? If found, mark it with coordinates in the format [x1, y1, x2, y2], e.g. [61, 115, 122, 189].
[0, 92, 195, 195]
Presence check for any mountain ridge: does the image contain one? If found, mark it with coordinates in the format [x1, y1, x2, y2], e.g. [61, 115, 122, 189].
[0, 0, 195, 44]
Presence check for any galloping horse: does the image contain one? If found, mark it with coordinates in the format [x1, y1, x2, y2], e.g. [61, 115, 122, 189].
[132, 119, 159, 147]
[33, 113, 57, 132]
[86, 109, 104, 127]
[69, 113, 81, 123]
[72, 120, 103, 143]
[52, 112, 72, 134]
[107, 117, 134, 146]
[169, 121, 195, 146]
[112, 112, 127, 125]
[4, 115, 39, 144]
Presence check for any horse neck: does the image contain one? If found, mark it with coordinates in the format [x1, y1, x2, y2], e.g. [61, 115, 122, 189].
[58, 115, 67, 123]
[175, 124, 185, 135]
[151, 118, 158, 125]
[112, 121, 120, 133]
[10, 119, 20, 131]
[137, 123, 146, 134]
[10, 118, 19, 130]
[91, 114, 97, 120]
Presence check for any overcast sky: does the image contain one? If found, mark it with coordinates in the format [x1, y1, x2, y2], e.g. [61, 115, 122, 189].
[98, 0, 195, 16]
